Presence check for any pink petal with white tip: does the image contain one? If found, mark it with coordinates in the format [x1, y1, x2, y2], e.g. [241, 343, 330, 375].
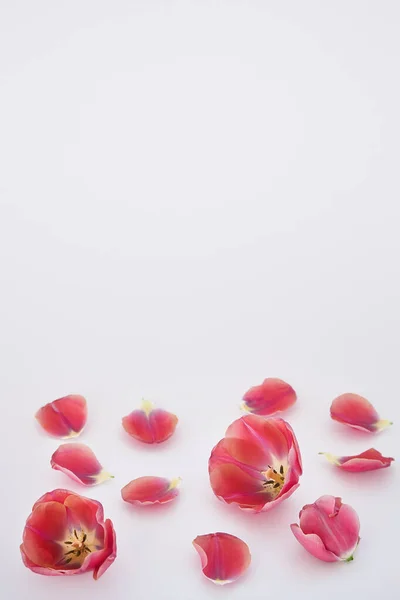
[320, 448, 394, 472]
[122, 400, 178, 444]
[121, 476, 181, 505]
[51, 444, 113, 486]
[330, 393, 392, 432]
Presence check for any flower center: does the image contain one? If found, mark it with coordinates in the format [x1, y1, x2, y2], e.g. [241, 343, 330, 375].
[62, 529, 93, 566]
[262, 464, 285, 497]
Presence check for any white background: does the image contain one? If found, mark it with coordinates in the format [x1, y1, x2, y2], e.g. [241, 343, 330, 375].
[1, 1, 399, 599]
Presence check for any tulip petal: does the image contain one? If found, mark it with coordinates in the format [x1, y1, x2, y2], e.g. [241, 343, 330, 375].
[51, 444, 113, 486]
[192, 533, 251, 584]
[290, 525, 339, 562]
[35, 395, 87, 438]
[225, 415, 290, 462]
[63, 493, 105, 533]
[93, 519, 117, 580]
[330, 393, 392, 433]
[242, 378, 297, 415]
[27, 501, 68, 541]
[121, 476, 181, 505]
[299, 495, 360, 560]
[209, 462, 268, 510]
[22, 529, 64, 568]
[122, 400, 178, 444]
[319, 448, 394, 472]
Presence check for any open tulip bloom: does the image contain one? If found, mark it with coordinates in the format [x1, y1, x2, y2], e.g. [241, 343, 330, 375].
[20, 489, 116, 578]
[291, 495, 360, 562]
[209, 415, 302, 512]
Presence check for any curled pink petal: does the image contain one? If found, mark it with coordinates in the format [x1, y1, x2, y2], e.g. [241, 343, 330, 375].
[319, 448, 394, 472]
[122, 400, 178, 444]
[192, 532, 251, 584]
[330, 393, 392, 433]
[242, 378, 297, 416]
[20, 489, 116, 578]
[291, 495, 360, 562]
[51, 444, 113, 486]
[35, 395, 87, 438]
[121, 476, 181, 505]
[290, 525, 339, 562]
[209, 415, 302, 512]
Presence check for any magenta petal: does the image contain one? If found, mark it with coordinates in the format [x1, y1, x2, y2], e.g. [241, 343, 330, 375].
[292, 495, 360, 562]
[192, 533, 251, 584]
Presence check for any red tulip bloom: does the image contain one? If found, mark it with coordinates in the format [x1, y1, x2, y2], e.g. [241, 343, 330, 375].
[192, 533, 251, 585]
[51, 444, 113, 486]
[35, 395, 87, 438]
[209, 415, 302, 512]
[330, 393, 392, 433]
[121, 476, 181, 505]
[20, 489, 116, 579]
[242, 378, 297, 416]
[291, 495, 360, 562]
[319, 448, 394, 472]
[122, 400, 178, 444]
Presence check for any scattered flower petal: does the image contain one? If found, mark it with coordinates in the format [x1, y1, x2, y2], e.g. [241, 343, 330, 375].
[330, 393, 392, 433]
[35, 395, 87, 438]
[319, 448, 394, 472]
[121, 476, 181, 505]
[242, 377, 297, 416]
[192, 532, 251, 585]
[51, 444, 113, 486]
[209, 415, 302, 512]
[20, 489, 116, 578]
[122, 400, 178, 444]
[290, 495, 360, 562]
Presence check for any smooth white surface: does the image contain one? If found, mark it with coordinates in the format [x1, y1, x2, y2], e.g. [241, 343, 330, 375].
[1, 1, 399, 598]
